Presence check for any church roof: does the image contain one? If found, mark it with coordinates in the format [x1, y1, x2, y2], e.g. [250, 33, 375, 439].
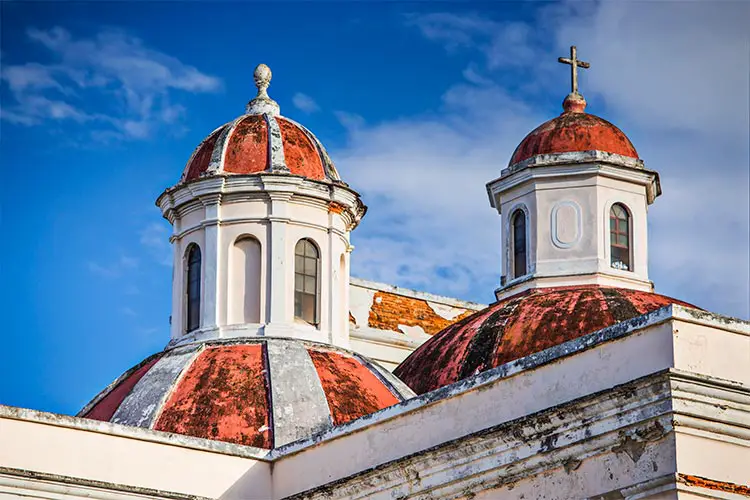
[508, 93, 638, 166]
[79, 338, 414, 449]
[394, 285, 697, 395]
[181, 64, 341, 184]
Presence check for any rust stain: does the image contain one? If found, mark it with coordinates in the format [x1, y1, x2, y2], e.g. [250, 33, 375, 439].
[395, 285, 699, 395]
[679, 474, 750, 496]
[277, 117, 325, 180]
[307, 348, 399, 426]
[224, 116, 269, 175]
[368, 291, 473, 336]
[83, 356, 161, 422]
[184, 129, 223, 181]
[328, 201, 347, 214]
[154, 345, 272, 448]
[509, 111, 638, 165]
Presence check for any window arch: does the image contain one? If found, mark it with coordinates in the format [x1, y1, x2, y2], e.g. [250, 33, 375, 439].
[294, 238, 319, 326]
[610, 203, 631, 271]
[186, 244, 202, 332]
[512, 210, 527, 279]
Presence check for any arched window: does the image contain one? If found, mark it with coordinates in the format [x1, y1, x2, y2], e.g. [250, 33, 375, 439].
[294, 239, 319, 326]
[186, 244, 201, 332]
[512, 210, 527, 279]
[610, 203, 631, 271]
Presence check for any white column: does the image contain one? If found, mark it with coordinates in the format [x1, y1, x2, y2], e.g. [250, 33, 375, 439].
[169, 215, 182, 340]
[267, 192, 292, 326]
[201, 194, 221, 329]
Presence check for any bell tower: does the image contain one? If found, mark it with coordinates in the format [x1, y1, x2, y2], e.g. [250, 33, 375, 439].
[486, 47, 661, 300]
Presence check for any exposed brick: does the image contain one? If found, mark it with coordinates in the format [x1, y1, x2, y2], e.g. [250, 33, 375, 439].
[679, 474, 750, 496]
[367, 291, 473, 336]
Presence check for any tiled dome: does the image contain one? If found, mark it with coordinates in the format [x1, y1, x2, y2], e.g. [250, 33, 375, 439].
[394, 286, 697, 395]
[181, 64, 340, 184]
[509, 93, 638, 166]
[79, 338, 414, 449]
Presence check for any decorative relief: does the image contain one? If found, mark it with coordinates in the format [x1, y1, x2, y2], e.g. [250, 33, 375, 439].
[551, 201, 581, 249]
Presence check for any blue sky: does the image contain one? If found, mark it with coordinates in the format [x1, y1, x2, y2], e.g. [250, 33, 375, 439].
[1, 1, 748, 416]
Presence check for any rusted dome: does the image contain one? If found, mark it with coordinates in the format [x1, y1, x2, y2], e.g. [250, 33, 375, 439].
[394, 286, 697, 395]
[181, 64, 341, 184]
[509, 94, 638, 166]
[79, 338, 414, 449]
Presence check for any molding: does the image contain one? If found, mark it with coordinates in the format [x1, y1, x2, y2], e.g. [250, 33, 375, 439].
[550, 199, 582, 249]
[288, 368, 750, 499]
[487, 159, 660, 211]
[286, 373, 678, 499]
[0, 467, 211, 500]
[0, 405, 271, 461]
[349, 277, 486, 311]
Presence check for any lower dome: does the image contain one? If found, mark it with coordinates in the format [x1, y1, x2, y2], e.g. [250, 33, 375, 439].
[79, 338, 414, 449]
[394, 286, 697, 395]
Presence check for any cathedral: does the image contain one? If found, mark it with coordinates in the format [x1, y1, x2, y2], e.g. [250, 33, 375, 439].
[1, 49, 748, 499]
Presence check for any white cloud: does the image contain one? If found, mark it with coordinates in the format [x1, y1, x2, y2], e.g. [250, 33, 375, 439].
[87, 255, 139, 278]
[1, 26, 221, 140]
[292, 92, 320, 114]
[338, 3, 749, 318]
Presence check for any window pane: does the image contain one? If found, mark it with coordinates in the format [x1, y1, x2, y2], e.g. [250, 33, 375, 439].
[611, 247, 630, 271]
[611, 232, 617, 245]
[295, 273, 303, 292]
[610, 218, 616, 231]
[305, 257, 316, 275]
[304, 275, 315, 293]
[611, 205, 625, 219]
[294, 292, 303, 318]
[308, 241, 319, 258]
[302, 294, 316, 324]
[295, 254, 304, 270]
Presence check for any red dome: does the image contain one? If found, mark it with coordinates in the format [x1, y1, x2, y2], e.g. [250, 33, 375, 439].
[394, 286, 697, 395]
[182, 114, 340, 183]
[509, 94, 638, 166]
[79, 338, 413, 449]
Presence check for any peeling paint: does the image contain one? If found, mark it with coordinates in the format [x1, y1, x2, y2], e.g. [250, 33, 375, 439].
[83, 356, 162, 422]
[678, 474, 750, 496]
[308, 348, 400, 426]
[395, 285, 698, 395]
[509, 108, 639, 166]
[265, 339, 332, 447]
[111, 345, 201, 428]
[154, 344, 273, 448]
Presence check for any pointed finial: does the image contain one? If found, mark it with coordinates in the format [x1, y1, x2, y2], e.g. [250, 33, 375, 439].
[246, 63, 280, 116]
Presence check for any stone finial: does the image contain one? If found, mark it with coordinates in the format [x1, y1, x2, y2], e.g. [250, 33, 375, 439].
[246, 63, 280, 116]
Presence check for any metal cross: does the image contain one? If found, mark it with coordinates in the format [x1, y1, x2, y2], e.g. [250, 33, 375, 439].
[558, 46, 590, 95]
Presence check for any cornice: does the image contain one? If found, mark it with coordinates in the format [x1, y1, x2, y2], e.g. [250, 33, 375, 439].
[157, 174, 366, 230]
[486, 154, 661, 207]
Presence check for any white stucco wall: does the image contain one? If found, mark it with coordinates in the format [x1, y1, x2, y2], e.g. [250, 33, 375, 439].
[1, 306, 747, 500]
[487, 154, 659, 299]
[158, 175, 362, 349]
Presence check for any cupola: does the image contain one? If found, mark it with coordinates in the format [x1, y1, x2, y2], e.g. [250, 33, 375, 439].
[395, 47, 686, 397]
[156, 64, 366, 347]
[182, 64, 341, 183]
[486, 46, 661, 300]
[79, 64, 410, 450]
